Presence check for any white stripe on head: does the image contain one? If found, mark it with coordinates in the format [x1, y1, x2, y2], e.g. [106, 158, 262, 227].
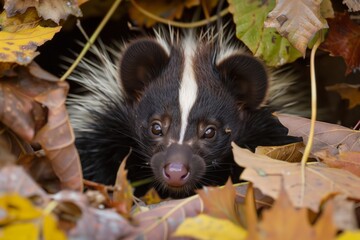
[178, 37, 198, 144]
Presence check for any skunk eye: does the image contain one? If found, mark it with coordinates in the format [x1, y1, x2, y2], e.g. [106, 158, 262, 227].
[203, 126, 216, 139]
[151, 121, 163, 136]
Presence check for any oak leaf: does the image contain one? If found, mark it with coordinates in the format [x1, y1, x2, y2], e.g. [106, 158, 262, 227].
[232, 143, 360, 212]
[326, 84, 360, 109]
[264, 0, 328, 55]
[320, 13, 360, 75]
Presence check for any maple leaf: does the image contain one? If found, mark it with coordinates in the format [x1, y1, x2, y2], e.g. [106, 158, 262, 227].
[326, 83, 360, 109]
[321, 13, 360, 75]
[197, 178, 242, 225]
[232, 143, 360, 212]
[278, 114, 360, 153]
[264, 0, 328, 56]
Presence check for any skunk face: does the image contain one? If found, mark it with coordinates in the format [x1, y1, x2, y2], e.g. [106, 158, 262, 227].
[69, 31, 301, 198]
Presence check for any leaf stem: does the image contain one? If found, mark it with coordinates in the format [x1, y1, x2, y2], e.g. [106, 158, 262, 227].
[130, 0, 229, 28]
[60, 0, 122, 81]
[300, 32, 323, 203]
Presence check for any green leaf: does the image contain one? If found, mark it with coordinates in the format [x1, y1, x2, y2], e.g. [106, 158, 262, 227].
[227, 0, 302, 66]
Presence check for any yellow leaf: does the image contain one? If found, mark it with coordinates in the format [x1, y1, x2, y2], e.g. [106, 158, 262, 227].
[1, 222, 39, 240]
[173, 214, 247, 240]
[43, 214, 67, 240]
[337, 231, 360, 240]
[0, 25, 61, 65]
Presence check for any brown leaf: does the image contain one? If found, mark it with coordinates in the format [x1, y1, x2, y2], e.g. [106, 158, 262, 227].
[264, 0, 328, 55]
[197, 178, 242, 225]
[255, 142, 304, 162]
[278, 114, 360, 153]
[332, 195, 358, 230]
[0, 63, 82, 191]
[260, 187, 314, 240]
[326, 83, 360, 109]
[321, 13, 360, 75]
[315, 150, 360, 177]
[128, 0, 200, 27]
[113, 152, 134, 217]
[232, 143, 360, 212]
[4, 0, 83, 24]
[244, 184, 259, 240]
[314, 200, 337, 240]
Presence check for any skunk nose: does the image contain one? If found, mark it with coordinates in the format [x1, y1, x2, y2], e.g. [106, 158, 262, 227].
[163, 163, 189, 187]
[162, 144, 192, 187]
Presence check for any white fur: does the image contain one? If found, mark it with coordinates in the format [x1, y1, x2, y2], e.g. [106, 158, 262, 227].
[178, 37, 198, 144]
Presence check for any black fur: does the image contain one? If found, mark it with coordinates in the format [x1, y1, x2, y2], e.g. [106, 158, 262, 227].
[71, 33, 302, 198]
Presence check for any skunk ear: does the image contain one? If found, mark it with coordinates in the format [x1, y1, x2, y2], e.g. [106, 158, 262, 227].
[217, 54, 268, 109]
[120, 39, 169, 103]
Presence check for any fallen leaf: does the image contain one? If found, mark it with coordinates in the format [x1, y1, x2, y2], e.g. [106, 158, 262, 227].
[4, 0, 83, 24]
[314, 150, 360, 177]
[332, 195, 358, 230]
[314, 200, 337, 240]
[320, 13, 360, 75]
[0, 8, 40, 32]
[326, 83, 360, 109]
[277, 114, 360, 153]
[197, 179, 242, 225]
[232, 143, 360, 212]
[342, 0, 360, 11]
[0, 63, 82, 191]
[256, 142, 304, 162]
[141, 188, 164, 205]
[264, 0, 328, 55]
[0, 25, 61, 65]
[244, 183, 259, 240]
[173, 214, 247, 240]
[112, 152, 134, 217]
[129, 0, 200, 27]
[337, 231, 360, 240]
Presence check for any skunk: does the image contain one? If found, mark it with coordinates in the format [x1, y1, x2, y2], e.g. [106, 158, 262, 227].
[67, 29, 302, 198]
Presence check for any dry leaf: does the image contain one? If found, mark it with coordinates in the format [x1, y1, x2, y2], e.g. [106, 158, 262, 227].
[326, 83, 360, 109]
[278, 114, 360, 153]
[256, 142, 304, 162]
[342, 0, 360, 11]
[314, 150, 360, 177]
[0, 63, 82, 191]
[173, 214, 247, 240]
[0, 25, 61, 65]
[197, 179, 242, 225]
[0, 8, 40, 32]
[232, 143, 360, 212]
[264, 0, 328, 55]
[4, 0, 83, 24]
[129, 0, 200, 27]
[332, 195, 358, 230]
[320, 13, 360, 75]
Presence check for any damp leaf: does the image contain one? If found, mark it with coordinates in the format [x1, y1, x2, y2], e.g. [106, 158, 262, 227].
[255, 142, 304, 162]
[232, 143, 360, 212]
[3, 0, 84, 24]
[264, 0, 328, 55]
[173, 214, 247, 240]
[326, 84, 360, 109]
[320, 13, 360, 75]
[0, 25, 61, 65]
[227, 0, 302, 66]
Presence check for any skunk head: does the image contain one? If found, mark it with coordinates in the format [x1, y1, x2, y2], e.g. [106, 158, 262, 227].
[119, 34, 271, 197]
[69, 30, 301, 198]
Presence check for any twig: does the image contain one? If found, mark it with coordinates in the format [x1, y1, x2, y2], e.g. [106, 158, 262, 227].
[60, 0, 122, 81]
[130, 0, 229, 28]
[300, 32, 323, 204]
